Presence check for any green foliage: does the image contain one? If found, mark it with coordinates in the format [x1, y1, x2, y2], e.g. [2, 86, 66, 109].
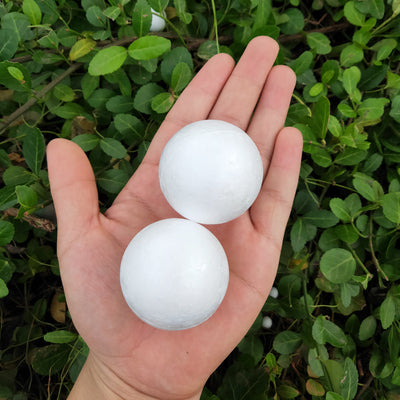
[0, 0, 400, 398]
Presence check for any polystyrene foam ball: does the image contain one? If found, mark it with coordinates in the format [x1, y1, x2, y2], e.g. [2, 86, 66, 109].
[149, 8, 166, 32]
[120, 218, 229, 330]
[159, 120, 263, 224]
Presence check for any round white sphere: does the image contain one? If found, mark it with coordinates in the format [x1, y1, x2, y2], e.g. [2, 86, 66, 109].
[159, 120, 264, 224]
[262, 316, 273, 329]
[269, 287, 279, 299]
[120, 218, 229, 330]
[150, 8, 166, 32]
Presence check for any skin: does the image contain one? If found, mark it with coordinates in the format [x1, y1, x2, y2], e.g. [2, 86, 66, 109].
[47, 36, 303, 400]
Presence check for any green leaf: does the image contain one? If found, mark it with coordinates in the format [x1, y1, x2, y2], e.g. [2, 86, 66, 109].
[114, 114, 144, 140]
[320, 248, 356, 284]
[106, 95, 134, 113]
[54, 103, 86, 119]
[128, 36, 171, 60]
[22, 0, 42, 24]
[132, 0, 152, 37]
[100, 138, 127, 159]
[1, 12, 34, 42]
[354, 0, 384, 19]
[303, 209, 339, 228]
[44, 330, 78, 344]
[291, 51, 314, 76]
[72, 134, 100, 151]
[69, 39, 96, 61]
[133, 82, 164, 114]
[382, 192, 400, 224]
[53, 84, 75, 102]
[326, 393, 345, 400]
[0, 220, 15, 246]
[334, 224, 359, 244]
[352, 173, 382, 202]
[197, 41, 218, 61]
[252, 0, 272, 33]
[329, 198, 352, 223]
[290, 218, 317, 252]
[340, 358, 358, 400]
[0, 278, 9, 298]
[321, 60, 339, 84]
[358, 97, 390, 120]
[335, 148, 368, 166]
[31, 344, 71, 375]
[277, 384, 300, 399]
[0, 186, 18, 211]
[2, 166, 33, 186]
[15, 185, 37, 209]
[97, 169, 129, 194]
[237, 335, 264, 364]
[389, 95, 400, 123]
[340, 44, 364, 67]
[279, 8, 305, 34]
[151, 92, 174, 114]
[171, 62, 192, 93]
[174, 0, 192, 24]
[7, 66, 24, 81]
[103, 5, 121, 20]
[86, 5, 107, 27]
[344, 1, 365, 25]
[358, 315, 377, 341]
[88, 46, 127, 76]
[0, 29, 19, 61]
[310, 96, 330, 139]
[22, 126, 45, 175]
[307, 32, 332, 54]
[148, 0, 169, 12]
[342, 66, 361, 95]
[161, 47, 193, 85]
[81, 73, 100, 99]
[312, 315, 347, 347]
[273, 331, 302, 354]
[380, 296, 396, 329]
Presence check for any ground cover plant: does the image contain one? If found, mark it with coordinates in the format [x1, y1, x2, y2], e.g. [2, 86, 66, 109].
[0, 0, 400, 398]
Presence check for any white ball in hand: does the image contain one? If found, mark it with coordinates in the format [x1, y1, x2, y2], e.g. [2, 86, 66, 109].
[120, 218, 229, 330]
[159, 120, 264, 224]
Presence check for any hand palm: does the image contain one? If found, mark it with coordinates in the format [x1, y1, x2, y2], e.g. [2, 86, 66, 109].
[47, 37, 302, 400]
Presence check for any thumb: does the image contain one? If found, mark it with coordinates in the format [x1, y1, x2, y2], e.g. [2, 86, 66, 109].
[47, 138, 100, 248]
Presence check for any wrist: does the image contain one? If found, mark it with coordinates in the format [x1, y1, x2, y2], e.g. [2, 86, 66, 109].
[68, 352, 202, 400]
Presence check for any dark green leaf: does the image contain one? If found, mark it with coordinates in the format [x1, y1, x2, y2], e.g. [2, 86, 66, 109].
[97, 169, 129, 193]
[0, 186, 18, 211]
[106, 95, 133, 113]
[0, 29, 19, 60]
[15, 185, 37, 209]
[0, 220, 15, 246]
[1, 12, 34, 42]
[54, 103, 86, 119]
[340, 44, 364, 67]
[22, 126, 45, 175]
[171, 62, 192, 93]
[0, 278, 9, 298]
[86, 5, 107, 27]
[382, 192, 400, 224]
[330, 198, 352, 223]
[340, 358, 358, 400]
[132, 0, 152, 37]
[290, 218, 317, 252]
[310, 96, 330, 139]
[380, 296, 396, 329]
[72, 134, 100, 151]
[312, 315, 347, 347]
[359, 315, 377, 341]
[114, 114, 144, 140]
[273, 331, 302, 354]
[291, 51, 313, 76]
[307, 32, 332, 54]
[280, 8, 305, 34]
[44, 330, 78, 344]
[100, 138, 127, 159]
[303, 209, 339, 228]
[133, 82, 164, 114]
[30, 344, 71, 375]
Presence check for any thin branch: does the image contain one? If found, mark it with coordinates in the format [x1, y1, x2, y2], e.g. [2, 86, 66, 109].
[3, 208, 56, 232]
[0, 63, 82, 134]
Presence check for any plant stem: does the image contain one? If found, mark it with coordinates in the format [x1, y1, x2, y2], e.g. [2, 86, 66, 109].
[210, 0, 220, 53]
[0, 63, 82, 135]
[369, 216, 389, 282]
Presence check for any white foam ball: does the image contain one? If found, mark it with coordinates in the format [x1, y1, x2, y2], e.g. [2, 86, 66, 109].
[150, 8, 166, 32]
[159, 120, 264, 224]
[120, 218, 229, 330]
[269, 287, 279, 299]
[262, 316, 273, 329]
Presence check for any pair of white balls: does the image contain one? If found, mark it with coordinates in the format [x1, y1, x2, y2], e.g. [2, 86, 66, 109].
[120, 120, 264, 330]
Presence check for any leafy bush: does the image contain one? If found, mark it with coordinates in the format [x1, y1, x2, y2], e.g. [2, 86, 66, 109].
[0, 0, 400, 398]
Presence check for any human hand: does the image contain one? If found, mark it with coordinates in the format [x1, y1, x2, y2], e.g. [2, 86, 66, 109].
[47, 36, 303, 400]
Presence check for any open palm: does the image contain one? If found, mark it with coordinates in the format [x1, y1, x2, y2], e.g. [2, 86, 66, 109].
[47, 36, 303, 400]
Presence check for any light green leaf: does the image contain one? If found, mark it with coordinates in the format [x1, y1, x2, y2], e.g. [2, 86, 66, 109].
[310, 96, 330, 139]
[44, 330, 78, 344]
[320, 248, 356, 284]
[88, 46, 127, 76]
[22, 0, 42, 24]
[342, 66, 361, 95]
[103, 6, 121, 20]
[290, 218, 317, 252]
[0, 278, 9, 298]
[1, 12, 34, 42]
[15, 185, 37, 209]
[279, 8, 305, 34]
[128, 36, 171, 60]
[358, 97, 390, 120]
[329, 198, 352, 223]
[151, 92, 174, 114]
[53, 84, 75, 102]
[54, 103, 86, 119]
[69, 39, 96, 61]
[171, 62, 192, 93]
[344, 1, 365, 25]
[389, 95, 400, 123]
[100, 138, 127, 159]
[340, 44, 364, 67]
